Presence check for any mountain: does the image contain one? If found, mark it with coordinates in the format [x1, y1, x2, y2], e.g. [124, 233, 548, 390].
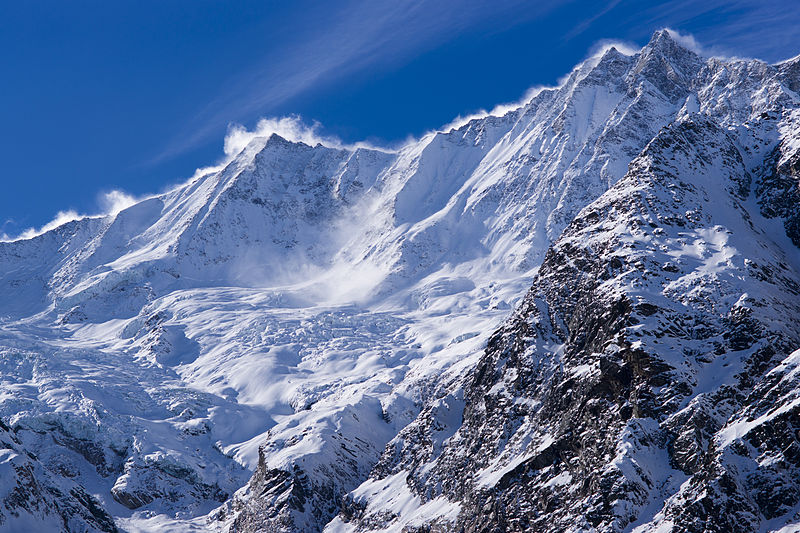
[0, 29, 798, 532]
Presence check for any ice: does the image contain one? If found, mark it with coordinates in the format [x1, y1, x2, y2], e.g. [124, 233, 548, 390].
[0, 30, 799, 532]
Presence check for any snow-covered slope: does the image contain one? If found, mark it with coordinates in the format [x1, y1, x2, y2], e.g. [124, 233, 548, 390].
[0, 29, 799, 532]
[334, 113, 800, 532]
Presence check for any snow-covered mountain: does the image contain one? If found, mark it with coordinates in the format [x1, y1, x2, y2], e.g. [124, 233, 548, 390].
[1, 29, 799, 532]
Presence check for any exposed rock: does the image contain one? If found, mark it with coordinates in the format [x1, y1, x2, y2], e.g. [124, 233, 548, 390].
[0, 418, 118, 532]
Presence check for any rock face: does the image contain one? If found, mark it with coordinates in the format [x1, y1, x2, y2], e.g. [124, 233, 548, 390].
[0, 418, 118, 532]
[336, 114, 800, 532]
[0, 29, 799, 532]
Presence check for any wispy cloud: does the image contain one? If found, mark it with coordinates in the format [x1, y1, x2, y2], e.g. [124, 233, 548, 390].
[563, 0, 624, 41]
[150, 0, 800, 166]
[152, 0, 564, 164]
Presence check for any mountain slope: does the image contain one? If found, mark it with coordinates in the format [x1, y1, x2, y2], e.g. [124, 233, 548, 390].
[332, 113, 800, 532]
[0, 30, 798, 532]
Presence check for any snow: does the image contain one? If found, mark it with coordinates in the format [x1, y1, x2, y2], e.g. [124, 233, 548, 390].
[324, 471, 461, 533]
[0, 29, 799, 532]
[718, 393, 800, 448]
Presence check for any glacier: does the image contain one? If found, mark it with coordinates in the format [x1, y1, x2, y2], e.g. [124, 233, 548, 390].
[0, 29, 799, 532]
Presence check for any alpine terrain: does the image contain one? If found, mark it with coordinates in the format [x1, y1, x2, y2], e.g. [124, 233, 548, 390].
[1, 29, 800, 532]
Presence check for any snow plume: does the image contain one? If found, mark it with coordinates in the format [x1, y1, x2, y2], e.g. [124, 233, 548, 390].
[223, 115, 390, 160]
[554, 38, 640, 87]
[440, 39, 639, 134]
[181, 115, 393, 185]
[661, 27, 751, 61]
[7, 210, 84, 241]
[586, 29, 735, 63]
[663, 28, 705, 55]
[98, 189, 138, 215]
[440, 85, 552, 132]
[587, 39, 639, 59]
[222, 243, 388, 305]
[1, 189, 142, 242]
[224, 116, 335, 157]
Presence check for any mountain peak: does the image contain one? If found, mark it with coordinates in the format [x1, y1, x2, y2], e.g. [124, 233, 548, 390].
[627, 29, 705, 101]
[648, 28, 674, 45]
[644, 28, 700, 59]
[600, 45, 626, 60]
[264, 132, 301, 148]
[3, 30, 800, 533]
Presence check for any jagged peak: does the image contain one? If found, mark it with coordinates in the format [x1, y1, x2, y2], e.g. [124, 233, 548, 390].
[638, 28, 706, 71]
[576, 44, 636, 86]
[263, 132, 312, 149]
[647, 29, 675, 47]
[259, 131, 396, 157]
[645, 29, 695, 55]
[599, 45, 628, 61]
[245, 133, 343, 168]
[623, 29, 706, 101]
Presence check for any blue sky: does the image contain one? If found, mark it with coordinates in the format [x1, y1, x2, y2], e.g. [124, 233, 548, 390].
[2, 0, 799, 238]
